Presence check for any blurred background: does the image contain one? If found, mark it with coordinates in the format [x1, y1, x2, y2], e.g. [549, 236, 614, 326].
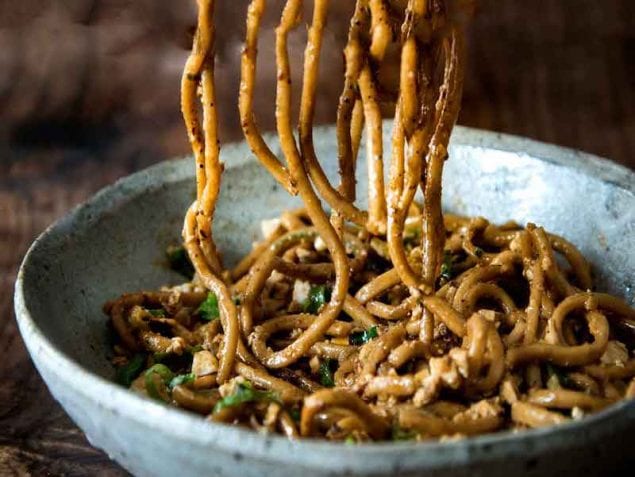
[0, 1, 634, 474]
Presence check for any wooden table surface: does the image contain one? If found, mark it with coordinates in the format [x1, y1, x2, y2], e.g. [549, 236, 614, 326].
[1, 1, 633, 475]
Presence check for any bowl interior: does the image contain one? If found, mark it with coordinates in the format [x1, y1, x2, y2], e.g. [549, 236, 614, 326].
[19, 124, 635, 383]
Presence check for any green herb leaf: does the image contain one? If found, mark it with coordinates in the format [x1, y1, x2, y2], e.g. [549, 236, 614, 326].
[403, 224, 421, 247]
[213, 381, 279, 413]
[144, 364, 174, 401]
[439, 251, 455, 282]
[116, 353, 146, 387]
[545, 363, 571, 389]
[303, 285, 331, 314]
[152, 351, 169, 363]
[391, 426, 417, 441]
[148, 308, 166, 317]
[169, 372, 196, 390]
[289, 407, 301, 422]
[349, 326, 379, 346]
[319, 358, 336, 387]
[166, 245, 195, 280]
[198, 292, 220, 321]
[187, 344, 204, 355]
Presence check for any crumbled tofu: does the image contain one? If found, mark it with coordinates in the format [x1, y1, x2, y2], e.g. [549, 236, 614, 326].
[439, 434, 465, 442]
[458, 399, 503, 421]
[309, 355, 320, 373]
[448, 348, 470, 378]
[192, 350, 219, 377]
[166, 337, 186, 355]
[430, 356, 462, 390]
[500, 378, 520, 404]
[292, 280, 312, 305]
[528, 267, 537, 281]
[478, 309, 497, 323]
[600, 340, 629, 367]
[219, 376, 246, 398]
[414, 356, 463, 407]
[263, 402, 281, 428]
[260, 218, 281, 239]
[546, 372, 561, 390]
[218, 380, 234, 398]
[571, 406, 585, 420]
[433, 322, 449, 340]
[413, 383, 437, 407]
[167, 282, 201, 294]
[314, 236, 327, 252]
[267, 270, 286, 284]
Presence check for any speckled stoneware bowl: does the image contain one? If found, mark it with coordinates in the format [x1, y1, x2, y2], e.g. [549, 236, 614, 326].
[15, 125, 635, 477]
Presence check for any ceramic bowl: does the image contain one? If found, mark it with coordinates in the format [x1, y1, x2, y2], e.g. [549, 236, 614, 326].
[14, 125, 635, 476]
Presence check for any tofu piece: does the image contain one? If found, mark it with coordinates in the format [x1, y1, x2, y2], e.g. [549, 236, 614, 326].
[260, 218, 281, 239]
[600, 340, 629, 367]
[292, 280, 311, 305]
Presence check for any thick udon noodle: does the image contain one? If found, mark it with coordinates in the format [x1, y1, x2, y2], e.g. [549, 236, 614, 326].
[105, 0, 635, 442]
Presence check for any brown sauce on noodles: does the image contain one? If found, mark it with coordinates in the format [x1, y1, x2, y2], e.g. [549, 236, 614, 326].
[105, 0, 635, 442]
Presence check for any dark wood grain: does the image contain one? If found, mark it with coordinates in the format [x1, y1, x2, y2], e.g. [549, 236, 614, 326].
[1, 1, 633, 475]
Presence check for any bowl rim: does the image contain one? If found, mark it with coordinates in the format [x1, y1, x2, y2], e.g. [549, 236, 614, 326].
[13, 125, 635, 470]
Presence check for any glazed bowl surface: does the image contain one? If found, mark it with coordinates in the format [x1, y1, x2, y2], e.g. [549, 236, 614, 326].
[14, 125, 635, 476]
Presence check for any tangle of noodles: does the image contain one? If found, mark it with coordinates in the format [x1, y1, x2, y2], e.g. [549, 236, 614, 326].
[105, 0, 635, 442]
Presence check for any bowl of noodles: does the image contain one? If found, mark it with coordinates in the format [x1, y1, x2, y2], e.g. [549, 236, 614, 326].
[14, 0, 635, 475]
[14, 125, 635, 476]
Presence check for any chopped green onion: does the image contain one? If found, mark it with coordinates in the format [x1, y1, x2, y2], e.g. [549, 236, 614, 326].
[349, 326, 379, 346]
[187, 344, 204, 354]
[439, 251, 455, 282]
[289, 407, 301, 422]
[148, 308, 166, 317]
[169, 372, 196, 390]
[166, 245, 195, 279]
[545, 364, 571, 389]
[213, 381, 279, 413]
[391, 426, 417, 441]
[303, 285, 331, 314]
[116, 353, 146, 387]
[403, 225, 421, 247]
[319, 358, 336, 387]
[344, 435, 356, 445]
[144, 364, 174, 401]
[198, 292, 220, 321]
[152, 351, 170, 363]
